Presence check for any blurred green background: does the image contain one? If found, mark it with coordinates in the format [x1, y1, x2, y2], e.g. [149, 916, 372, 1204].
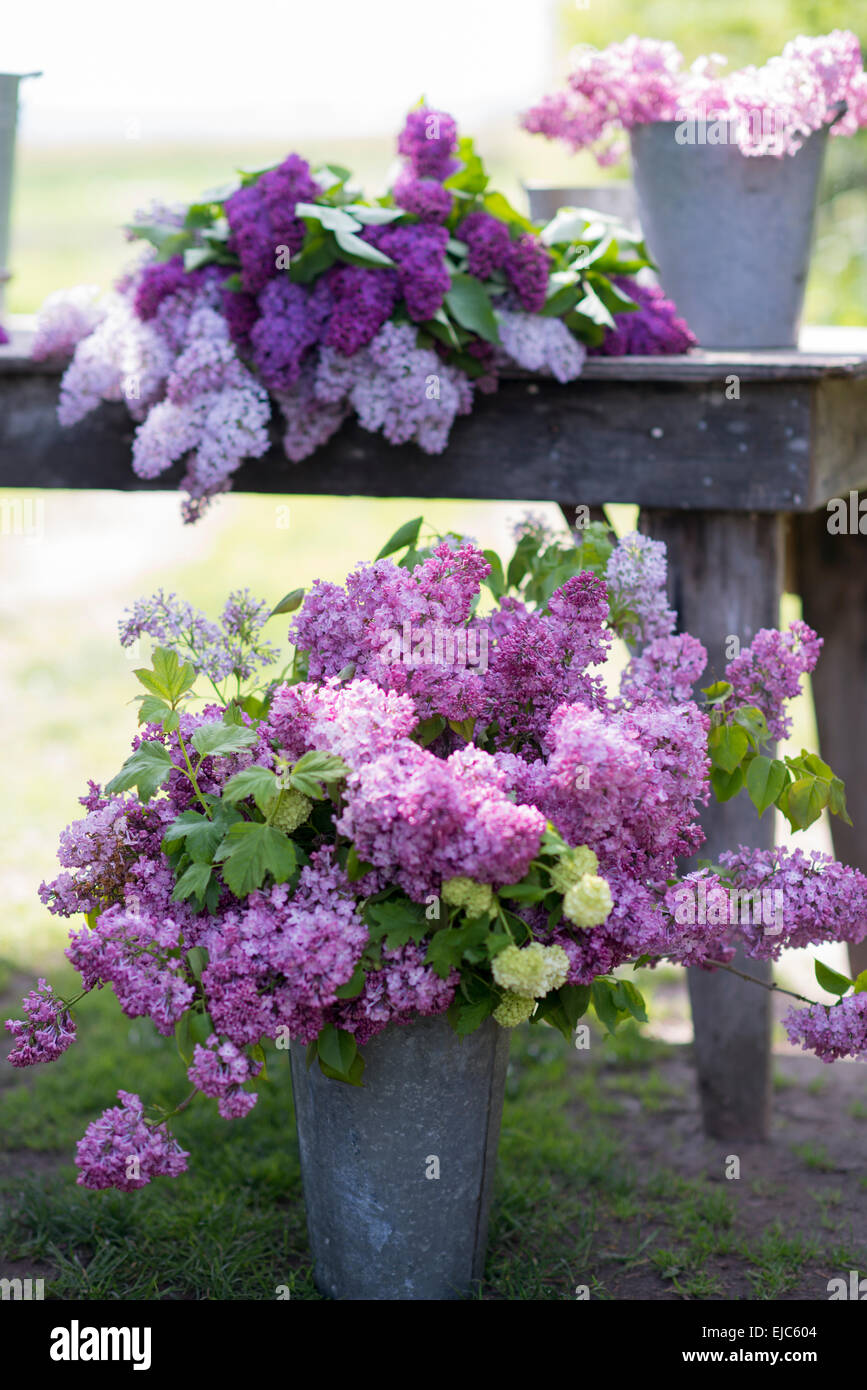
[7, 0, 867, 322]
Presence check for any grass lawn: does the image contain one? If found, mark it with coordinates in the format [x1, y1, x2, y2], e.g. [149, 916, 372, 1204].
[2, 962, 864, 1301]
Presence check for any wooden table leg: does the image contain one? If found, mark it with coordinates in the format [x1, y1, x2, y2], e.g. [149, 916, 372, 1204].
[795, 502, 867, 979]
[640, 510, 784, 1140]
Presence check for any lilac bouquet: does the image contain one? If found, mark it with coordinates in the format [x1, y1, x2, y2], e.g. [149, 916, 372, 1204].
[7, 517, 867, 1191]
[522, 30, 867, 163]
[30, 106, 695, 522]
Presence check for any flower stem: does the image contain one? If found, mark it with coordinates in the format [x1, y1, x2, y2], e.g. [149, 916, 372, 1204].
[704, 958, 817, 1006]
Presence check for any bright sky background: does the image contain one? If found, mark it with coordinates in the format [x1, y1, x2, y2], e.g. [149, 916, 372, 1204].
[5, 0, 560, 142]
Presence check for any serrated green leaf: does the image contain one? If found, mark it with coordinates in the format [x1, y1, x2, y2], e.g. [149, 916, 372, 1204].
[222, 766, 280, 814]
[363, 897, 429, 951]
[106, 739, 172, 802]
[163, 804, 240, 862]
[137, 695, 173, 726]
[134, 646, 197, 705]
[191, 720, 257, 759]
[171, 862, 214, 908]
[215, 821, 298, 896]
[424, 916, 489, 979]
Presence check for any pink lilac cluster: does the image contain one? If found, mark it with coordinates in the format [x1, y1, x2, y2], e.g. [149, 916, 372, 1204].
[522, 31, 867, 162]
[66, 904, 195, 1036]
[187, 1035, 262, 1118]
[605, 530, 677, 646]
[75, 1090, 189, 1191]
[722, 620, 822, 741]
[340, 741, 546, 901]
[590, 279, 696, 357]
[784, 994, 867, 1064]
[5, 979, 77, 1067]
[482, 572, 612, 749]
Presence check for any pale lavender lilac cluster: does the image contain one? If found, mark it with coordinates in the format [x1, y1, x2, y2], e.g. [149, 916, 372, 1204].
[522, 30, 867, 163]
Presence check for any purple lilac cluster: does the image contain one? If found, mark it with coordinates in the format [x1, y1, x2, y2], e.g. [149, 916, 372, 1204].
[621, 633, 707, 704]
[717, 847, 867, 961]
[290, 541, 490, 722]
[591, 278, 696, 357]
[224, 154, 321, 293]
[75, 1091, 189, 1191]
[496, 310, 586, 382]
[522, 31, 867, 163]
[5, 980, 77, 1067]
[784, 994, 867, 1064]
[723, 620, 822, 741]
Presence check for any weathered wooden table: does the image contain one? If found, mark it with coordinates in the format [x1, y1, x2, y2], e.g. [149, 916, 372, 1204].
[2, 322, 866, 1140]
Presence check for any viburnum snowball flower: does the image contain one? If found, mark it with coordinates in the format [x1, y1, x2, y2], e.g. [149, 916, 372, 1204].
[549, 845, 599, 895]
[442, 877, 495, 918]
[269, 789, 312, 833]
[492, 942, 570, 999]
[563, 874, 615, 928]
[493, 992, 537, 1027]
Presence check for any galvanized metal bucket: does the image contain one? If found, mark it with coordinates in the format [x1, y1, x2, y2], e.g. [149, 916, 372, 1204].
[629, 120, 829, 348]
[525, 181, 638, 229]
[290, 1013, 510, 1300]
[0, 73, 40, 312]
